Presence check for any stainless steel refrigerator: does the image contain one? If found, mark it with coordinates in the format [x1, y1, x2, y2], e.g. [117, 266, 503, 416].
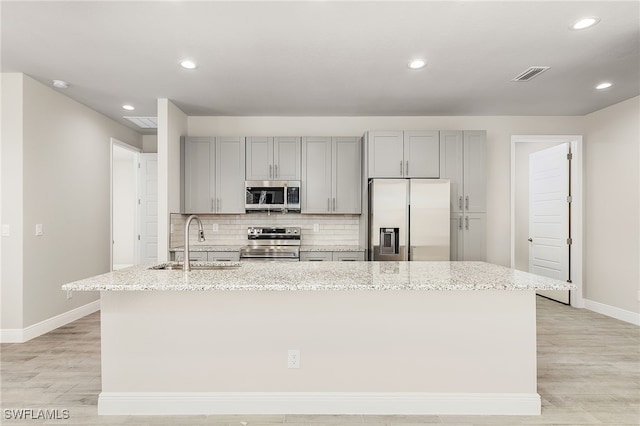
[369, 179, 450, 261]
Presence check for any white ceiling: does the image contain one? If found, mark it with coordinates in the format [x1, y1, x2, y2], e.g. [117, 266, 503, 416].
[2, 1, 638, 134]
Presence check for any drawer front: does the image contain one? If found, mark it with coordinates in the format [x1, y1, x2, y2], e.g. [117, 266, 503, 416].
[300, 252, 333, 262]
[207, 252, 240, 262]
[174, 251, 208, 262]
[332, 252, 365, 261]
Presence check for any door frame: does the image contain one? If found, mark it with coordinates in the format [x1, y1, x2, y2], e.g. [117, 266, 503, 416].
[510, 135, 584, 308]
[110, 138, 141, 271]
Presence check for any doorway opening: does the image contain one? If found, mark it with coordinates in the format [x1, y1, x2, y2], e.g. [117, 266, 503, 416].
[510, 135, 584, 308]
[111, 139, 140, 271]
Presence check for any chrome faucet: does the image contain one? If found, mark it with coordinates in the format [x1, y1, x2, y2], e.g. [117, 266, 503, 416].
[183, 215, 205, 271]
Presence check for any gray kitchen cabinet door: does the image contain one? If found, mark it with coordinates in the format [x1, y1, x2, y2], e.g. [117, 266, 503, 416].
[274, 136, 301, 180]
[300, 252, 332, 261]
[439, 131, 464, 213]
[333, 136, 361, 213]
[245, 136, 274, 180]
[450, 214, 463, 261]
[183, 137, 215, 213]
[302, 136, 332, 213]
[462, 212, 486, 261]
[463, 131, 487, 212]
[404, 131, 439, 178]
[367, 131, 404, 178]
[215, 137, 245, 213]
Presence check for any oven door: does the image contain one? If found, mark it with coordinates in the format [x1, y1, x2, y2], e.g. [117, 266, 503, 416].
[239, 247, 300, 262]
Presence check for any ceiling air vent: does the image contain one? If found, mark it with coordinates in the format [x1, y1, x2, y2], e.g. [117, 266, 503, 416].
[511, 66, 550, 82]
[123, 116, 158, 129]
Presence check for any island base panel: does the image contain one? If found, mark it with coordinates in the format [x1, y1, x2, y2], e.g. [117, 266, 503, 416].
[99, 290, 539, 415]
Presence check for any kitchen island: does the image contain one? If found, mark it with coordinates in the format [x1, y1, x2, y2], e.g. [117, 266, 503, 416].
[62, 261, 573, 416]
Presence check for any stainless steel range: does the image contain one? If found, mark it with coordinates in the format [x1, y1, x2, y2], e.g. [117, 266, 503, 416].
[239, 227, 301, 262]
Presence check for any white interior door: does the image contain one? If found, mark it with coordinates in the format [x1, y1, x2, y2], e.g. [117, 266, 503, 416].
[529, 143, 570, 303]
[138, 153, 158, 265]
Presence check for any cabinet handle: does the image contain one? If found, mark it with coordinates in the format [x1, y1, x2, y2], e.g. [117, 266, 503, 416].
[275, 164, 278, 178]
[327, 198, 330, 212]
[459, 196, 463, 210]
[465, 196, 469, 210]
[269, 164, 273, 178]
[406, 161, 409, 175]
[465, 216, 469, 230]
[400, 161, 403, 175]
[459, 217, 463, 230]
[333, 197, 336, 211]
[211, 198, 214, 212]
[217, 198, 221, 211]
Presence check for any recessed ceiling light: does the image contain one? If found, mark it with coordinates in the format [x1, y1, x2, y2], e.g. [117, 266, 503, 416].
[122, 104, 135, 111]
[571, 17, 600, 30]
[180, 60, 198, 70]
[408, 59, 427, 70]
[52, 79, 69, 89]
[595, 82, 613, 90]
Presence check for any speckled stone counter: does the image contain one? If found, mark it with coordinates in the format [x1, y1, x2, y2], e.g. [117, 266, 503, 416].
[62, 261, 573, 292]
[299, 245, 365, 252]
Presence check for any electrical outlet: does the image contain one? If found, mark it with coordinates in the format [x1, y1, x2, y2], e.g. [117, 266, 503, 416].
[35, 224, 43, 236]
[313, 224, 319, 233]
[1, 224, 10, 237]
[212, 223, 219, 232]
[287, 349, 300, 369]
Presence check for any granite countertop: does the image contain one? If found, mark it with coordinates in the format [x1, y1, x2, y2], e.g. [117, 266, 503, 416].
[170, 246, 244, 252]
[61, 261, 575, 292]
[300, 246, 365, 252]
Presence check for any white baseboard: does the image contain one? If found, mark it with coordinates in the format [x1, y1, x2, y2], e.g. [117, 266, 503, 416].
[0, 299, 100, 343]
[98, 392, 541, 416]
[584, 299, 640, 326]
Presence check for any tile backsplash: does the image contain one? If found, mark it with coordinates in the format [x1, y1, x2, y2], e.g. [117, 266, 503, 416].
[171, 213, 360, 248]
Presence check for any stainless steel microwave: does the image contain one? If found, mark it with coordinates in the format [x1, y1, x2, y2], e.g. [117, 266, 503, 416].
[245, 181, 301, 212]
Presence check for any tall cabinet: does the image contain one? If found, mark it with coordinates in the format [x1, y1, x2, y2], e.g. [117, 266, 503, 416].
[301, 136, 361, 214]
[440, 130, 487, 260]
[181, 136, 245, 214]
[245, 136, 301, 180]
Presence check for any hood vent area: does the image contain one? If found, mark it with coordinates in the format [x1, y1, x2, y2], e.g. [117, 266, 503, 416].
[123, 116, 158, 129]
[511, 66, 550, 82]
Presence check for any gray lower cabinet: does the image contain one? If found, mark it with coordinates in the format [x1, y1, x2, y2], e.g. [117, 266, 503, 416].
[173, 251, 240, 262]
[245, 136, 301, 180]
[182, 136, 245, 214]
[450, 213, 486, 261]
[302, 136, 361, 214]
[300, 251, 365, 261]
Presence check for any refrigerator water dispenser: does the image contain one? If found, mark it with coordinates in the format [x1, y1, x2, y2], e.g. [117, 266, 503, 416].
[379, 228, 399, 255]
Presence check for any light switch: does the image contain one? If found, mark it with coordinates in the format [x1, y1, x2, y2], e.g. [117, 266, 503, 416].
[212, 223, 219, 232]
[35, 224, 43, 236]
[1, 224, 10, 237]
[313, 224, 319, 233]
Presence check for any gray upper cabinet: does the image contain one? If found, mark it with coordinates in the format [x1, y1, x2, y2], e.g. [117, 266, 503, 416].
[182, 136, 245, 214]
[368, 131, 439, 178]
[245, 136, 301, 180]
[439, 130, 486, 213]
[302, 136, 361, 214]
[404, 131, 439, 178]
[367, 131, 404, 178]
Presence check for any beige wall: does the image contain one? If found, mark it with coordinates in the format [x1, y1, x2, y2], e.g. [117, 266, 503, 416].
[584, 97, 640, 314]
[1, 73, 25, 329]
[142, 134, 158, 153]
[189, 116, 585, 267]
[157, 99, 187, 261]
[2, 74, 142, 329]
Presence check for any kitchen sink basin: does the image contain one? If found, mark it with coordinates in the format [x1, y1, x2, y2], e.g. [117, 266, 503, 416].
[149, 262, 241, 271]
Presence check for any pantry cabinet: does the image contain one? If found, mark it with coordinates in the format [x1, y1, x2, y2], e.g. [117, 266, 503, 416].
[440, 130, 487, 260]
[182, 136, 245, 214]
[301, 136, 361, 214]
[367, 131, 439, 178]
[245, 136, 301, 180]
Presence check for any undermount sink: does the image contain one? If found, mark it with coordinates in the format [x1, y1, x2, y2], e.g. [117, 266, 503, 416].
[149, 262, 241, 271]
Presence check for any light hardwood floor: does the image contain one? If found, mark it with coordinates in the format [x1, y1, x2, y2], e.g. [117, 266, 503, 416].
[1, 296, 638, 425]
